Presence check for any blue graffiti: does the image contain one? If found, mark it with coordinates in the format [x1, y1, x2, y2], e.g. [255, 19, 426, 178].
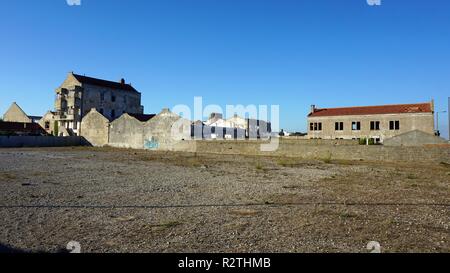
[144, 137, 159, 149]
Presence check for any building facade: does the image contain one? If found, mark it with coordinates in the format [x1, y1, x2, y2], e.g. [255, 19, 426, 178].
[204, 113, 271, 139]
[307, 102, 435, 143]
[54, 72, 144, 136]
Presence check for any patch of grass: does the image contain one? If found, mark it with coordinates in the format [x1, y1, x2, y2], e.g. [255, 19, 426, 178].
[1, 172, 18, 180]
[255, 162, 264, 171]
[229, 209, 260, 217]
[406, 174, 418, 180]
[149, 221, 182, 231]
[320, 152, 333, 164]
[339, 212, 358, 219]
[440, 162, 450, 168]
[277, 158, 301, 168]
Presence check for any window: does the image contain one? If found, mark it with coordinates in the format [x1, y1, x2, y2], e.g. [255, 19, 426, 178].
[310, 122, 322, 131]
[112, 95, 116, 102]
[100, 93, 105, 101]
[309, 122, 322, 131]
[352, 121, 361, 131]
[335, 122, 344, 131]
[99, 108, 104, 115]
[389, 120, 400, 130]
[370, 121, 380, 131]
[111, 110, 116, 119]
[45, 121, 50, 130]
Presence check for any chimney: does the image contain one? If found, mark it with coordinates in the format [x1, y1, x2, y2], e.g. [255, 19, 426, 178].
[120, 78, 125, 85]
[311, 105, 316, 114]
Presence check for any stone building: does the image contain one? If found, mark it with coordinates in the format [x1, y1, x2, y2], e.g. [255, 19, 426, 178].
[84, 108, 191, 150]
[54, 72, 144, 136]
[3, 102, 41, 123]
[307, 102, 435, 143]
[38, 111, 57, 136]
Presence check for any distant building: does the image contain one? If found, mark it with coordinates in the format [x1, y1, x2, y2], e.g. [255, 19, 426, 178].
[307, 102, 435, 143]
[204, 113, 271, 139]
[3, 102, 41, 123]
[54, 72, 144, 136]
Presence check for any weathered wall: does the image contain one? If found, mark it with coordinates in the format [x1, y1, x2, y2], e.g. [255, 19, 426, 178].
[81, 83, 143, 120]
[384, 130, 448, 147]
[108, 114, 144, 149]
[143, 109, 192, 151]
[0, 136, 86, 147]
[3, 103, 32, 123]
[80, 109, 109, 147]
[191, 139, 450, 163]
[38, 111, 57, 136]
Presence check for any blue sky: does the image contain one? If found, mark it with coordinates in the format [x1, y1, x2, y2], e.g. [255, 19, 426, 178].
[0, 0, 449, 138]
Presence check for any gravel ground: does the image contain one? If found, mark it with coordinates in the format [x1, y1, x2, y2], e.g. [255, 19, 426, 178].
[0, 147, 448, 253]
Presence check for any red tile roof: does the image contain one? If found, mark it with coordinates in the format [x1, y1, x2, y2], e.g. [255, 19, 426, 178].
[308, 102, 433, 117]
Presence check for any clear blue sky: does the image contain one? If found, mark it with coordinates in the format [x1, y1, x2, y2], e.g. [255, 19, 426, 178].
[0, 0, 449, 138]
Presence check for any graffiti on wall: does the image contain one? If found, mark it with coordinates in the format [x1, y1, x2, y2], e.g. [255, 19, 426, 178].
[144, 137, 159, 150]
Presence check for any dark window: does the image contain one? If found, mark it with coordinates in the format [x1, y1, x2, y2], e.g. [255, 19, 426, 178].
[311, 122, 322, 132]
[111, 110, 116, 119]
[352, 121, 361, 131]
[100, 93, 105, 101]
[390, 121, 400, 130]
[45, 121, 50, 130]
[371, 121, 380, 130]
[99, 108, 104, 115]
[335, 122, 344, 131]
[112, 95, 116, 102]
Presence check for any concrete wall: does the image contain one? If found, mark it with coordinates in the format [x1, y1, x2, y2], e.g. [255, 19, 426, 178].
[142, 109, 192, 151]
[189, 139, 450, 163]
[108, 114, 144, 149]
[308, 112, 435, 142]
[384, 130, 448, 146]
[80, 109, 110, 147]
[0, 136, 86, 148]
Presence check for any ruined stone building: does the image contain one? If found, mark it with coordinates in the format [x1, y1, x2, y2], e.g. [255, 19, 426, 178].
[3, 102, 42, 123]
[54, 72, 144, 136]
[307, 101, 435, 143]
[81, 108, 192, 151]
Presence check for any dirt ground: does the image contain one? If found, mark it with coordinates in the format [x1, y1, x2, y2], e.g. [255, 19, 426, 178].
[0, 147, 448, 253]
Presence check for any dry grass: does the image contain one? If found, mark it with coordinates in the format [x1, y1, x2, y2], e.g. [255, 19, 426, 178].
[0, 171, 18, 181]
[230, 209, 260, 217]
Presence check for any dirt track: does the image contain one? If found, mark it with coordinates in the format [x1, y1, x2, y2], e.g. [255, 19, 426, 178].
[0, 147, 448, 253]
